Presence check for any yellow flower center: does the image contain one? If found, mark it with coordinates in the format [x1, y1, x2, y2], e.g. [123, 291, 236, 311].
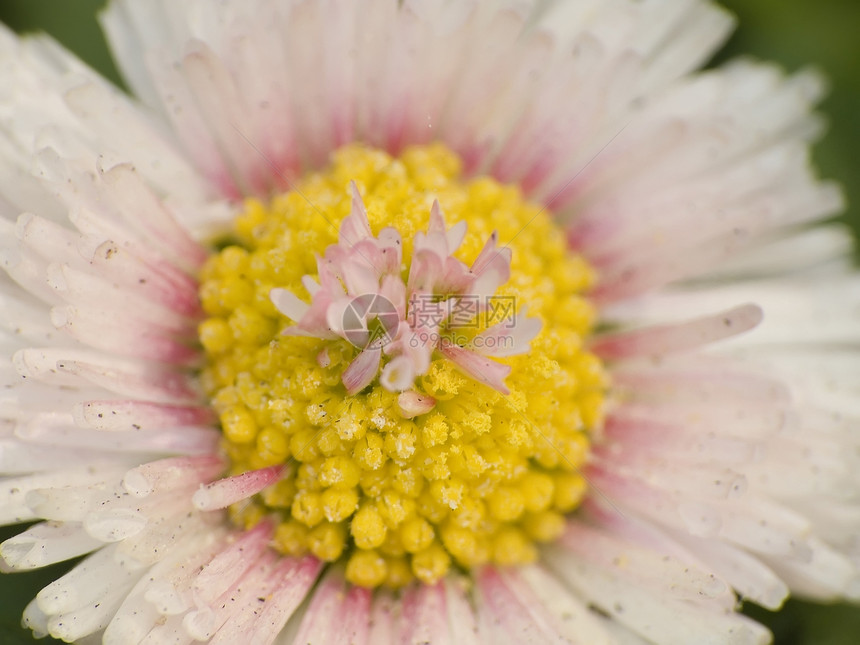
[198, 144, 606, 588]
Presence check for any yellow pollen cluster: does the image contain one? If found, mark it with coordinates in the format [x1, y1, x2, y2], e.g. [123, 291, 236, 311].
[198, 144, 606, 588]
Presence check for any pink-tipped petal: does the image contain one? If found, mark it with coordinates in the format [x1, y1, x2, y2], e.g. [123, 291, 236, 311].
[471, 231, 512, 286]
[291, 568, 372, 645]
[192, 520, 275, 606]
[192, 465, 287, 511]
[184, 551, 280, 641]
[73, 401, 215, 432]
[428, 200, 446, 234]
[438, 256, 474, 294]
[380, 355, 417, 392]
[342, 347, 382, 395]
[317, 347, 332, 368]
[316, 254, 344, 293]
[209, 556, 323, 645]
[56, 358, 200, 405]
[377, 227, 404, 274]
[476, 567, 607, 644]
[398, 583, 447, 644]
[290, 288, 340, 340]
[122, 456, 226, 498]
[590, 304, 763, 360]
[339, 182, 373, 247]
[367, 591, 397, 642]
[446, 220, 468, 253]
[407, 250, 444, 296]
[341, 250, 383, 295]
[395, 578, 480, 644]
[397, 391, 437, 418]
[324, 296, 355, 338]
[438, 344, 512, 395]
[300, 274, 321, 296]
[270, 288, 310, 322]
[379, 274, 407, 319]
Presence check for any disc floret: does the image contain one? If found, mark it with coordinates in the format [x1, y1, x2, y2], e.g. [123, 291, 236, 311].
[199, 144, 606, 588]
[270, 182, 542, 402]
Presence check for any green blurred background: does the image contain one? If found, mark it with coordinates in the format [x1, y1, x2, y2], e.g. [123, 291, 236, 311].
[0, 1, 858, 643]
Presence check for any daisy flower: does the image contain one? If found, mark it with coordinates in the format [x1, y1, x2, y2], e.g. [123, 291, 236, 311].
[1, 1, 858, 643]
